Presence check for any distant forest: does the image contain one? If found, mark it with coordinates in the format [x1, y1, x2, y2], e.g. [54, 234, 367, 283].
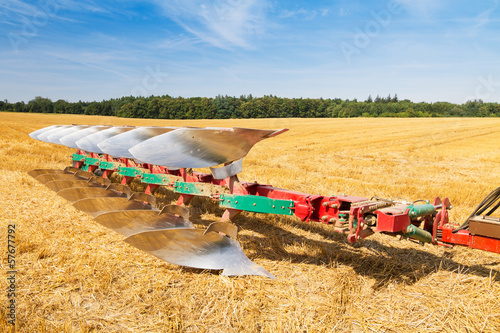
[1, 94, 499, 118]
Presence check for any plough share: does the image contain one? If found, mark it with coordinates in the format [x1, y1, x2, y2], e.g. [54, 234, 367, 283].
[29, 124, 500, 278]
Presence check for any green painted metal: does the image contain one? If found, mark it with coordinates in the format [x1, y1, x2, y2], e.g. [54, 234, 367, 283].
[118, 166, 149, 178]
[173, 181, 196, 195]
[99, 161, 123, 170]
[219, 194, 294, 215]
[174, 181, 224, 197]
[407, 204, 436, 218]
[142, 173, 176, 185]
[404, 224, 433, 243]
[84, 157, 101, 166]
[72, 153, 87, 162]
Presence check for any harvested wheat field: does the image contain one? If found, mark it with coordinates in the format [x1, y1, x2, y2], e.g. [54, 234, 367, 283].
[1, 112, 500, 332]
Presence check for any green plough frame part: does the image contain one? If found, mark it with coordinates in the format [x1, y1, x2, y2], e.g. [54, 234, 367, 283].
[141, 173, 178, 185]
[99, 161, 124, 171]
[219, 194, 294, 215]
[117, 166, 150, 178]
[72, 153, 87, 162]
[173, 181, 229, 197]
[84, 157, 101, 166]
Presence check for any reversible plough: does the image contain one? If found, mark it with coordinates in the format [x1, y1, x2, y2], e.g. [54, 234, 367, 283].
[29, 124, 500, 278]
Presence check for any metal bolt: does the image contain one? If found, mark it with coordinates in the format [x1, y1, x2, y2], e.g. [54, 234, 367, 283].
[330, 204, 338, 209]
[253, 203, 256, 206]
[321, 216, 328, 221]
[329, 218, 336, 223]
[235, 201, 238, 204]
[272, 205, 275, 208]
[322, 202, 328, 207]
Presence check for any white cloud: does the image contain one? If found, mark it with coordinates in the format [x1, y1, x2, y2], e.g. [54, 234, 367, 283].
[280, 8, 317, 20]
[279, 7, 330, 20]
[43, 50, 133, 79]
[0, 0, 39, 16]
[154, 35, 201, 51]
[0, 0, 38, 25]
[0, 0, 104, 26]
[149, 0, 268, 49]
[397, 0, 447, 18]
[469, 7, 495, 36]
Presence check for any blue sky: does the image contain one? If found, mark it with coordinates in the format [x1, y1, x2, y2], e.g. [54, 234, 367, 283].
[1, 0, 499, 103]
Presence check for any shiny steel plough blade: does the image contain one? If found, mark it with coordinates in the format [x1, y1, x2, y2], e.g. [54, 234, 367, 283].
[73, 194, 157, 217]
[56, 183, 131, 202]
[28, 124, 281, 278]
[94, 210, 194, 237]
[57, 186, 128, 202]
[43, 173, 110, 192]
[35, 172, 88, 184]
[75, 126, 135, 154]
[160, 204, 190, 220]
[45, 179, 104, 192]
[210, 159, 243, 179]
[34, 125, 72, 142]
[125, 228, 275, 278]
[205, 221, 238, 240]
[29, 125, 65, 140]
[59, 125, 112, 149]
[46, 125, 91, 145]
[34, 169, 94, 184]
[97, 126, 177, 159]
[28, 168, 73, 179]
[129, 127, 287, 168]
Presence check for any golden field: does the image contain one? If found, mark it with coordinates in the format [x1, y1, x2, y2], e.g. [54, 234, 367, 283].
[1, 112, 500, 332]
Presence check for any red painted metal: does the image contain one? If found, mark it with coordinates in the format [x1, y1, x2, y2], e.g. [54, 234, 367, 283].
[440, 224, 500, 254]
[144, 184, 159, 195]
[470, 234, 500, 253]
[440, 226, 469, 246]
[70, 152, 500, 256]
[375, 206, 411, 233]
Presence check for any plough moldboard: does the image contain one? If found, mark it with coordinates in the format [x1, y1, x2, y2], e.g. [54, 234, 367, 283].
[29, 124, 500, 278]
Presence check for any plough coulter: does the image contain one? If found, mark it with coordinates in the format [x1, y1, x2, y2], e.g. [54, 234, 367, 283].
[29, 124, 500, 278]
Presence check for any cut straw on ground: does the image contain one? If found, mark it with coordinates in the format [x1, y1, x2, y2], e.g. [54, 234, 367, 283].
[1, 113, 499, 332]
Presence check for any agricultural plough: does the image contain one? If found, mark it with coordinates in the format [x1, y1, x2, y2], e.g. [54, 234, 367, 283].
[29, 124, 500, 278]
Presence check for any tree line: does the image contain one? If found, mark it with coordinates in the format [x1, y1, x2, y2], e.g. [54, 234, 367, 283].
[1, 94, 499, 118]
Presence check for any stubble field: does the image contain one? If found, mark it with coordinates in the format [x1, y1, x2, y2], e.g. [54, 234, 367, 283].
[1, 112, 500, 332]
